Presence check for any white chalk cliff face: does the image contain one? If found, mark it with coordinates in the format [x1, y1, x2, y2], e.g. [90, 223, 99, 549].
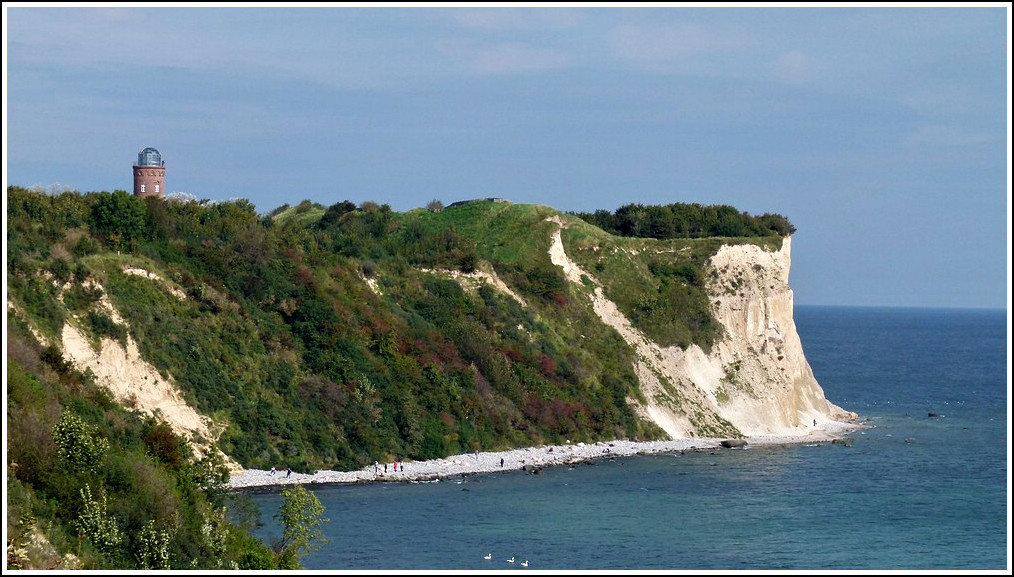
[547, 218, 855, 439]
[702, 238, 856, 435]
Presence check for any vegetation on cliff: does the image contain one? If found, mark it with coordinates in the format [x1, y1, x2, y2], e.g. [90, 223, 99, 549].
[6, 324, 275, 568]
[6, 185, 790, 568]
[570, 202, 795, 240]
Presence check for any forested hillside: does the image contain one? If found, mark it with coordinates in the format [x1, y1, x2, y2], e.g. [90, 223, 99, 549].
[6, 186, 789, 568]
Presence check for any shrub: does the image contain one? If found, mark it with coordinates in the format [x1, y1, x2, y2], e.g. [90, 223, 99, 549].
[74, 484, 123, 558]
[135, 519, 172, 569]
[141, 419, 190, 470]
[52, 412, 109, 474]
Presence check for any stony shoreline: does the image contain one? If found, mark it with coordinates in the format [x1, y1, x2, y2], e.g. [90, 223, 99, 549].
[226, 420, 864, 491]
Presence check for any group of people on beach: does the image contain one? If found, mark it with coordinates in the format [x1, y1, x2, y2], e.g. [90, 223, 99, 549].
[269, 466, 292, 478]
[373, 460, 402, 475]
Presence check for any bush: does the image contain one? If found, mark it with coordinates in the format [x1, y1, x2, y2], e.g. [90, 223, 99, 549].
[74, 484, 123, 558]
[141, 419, 190, 470]
[52, 412, 109, 474]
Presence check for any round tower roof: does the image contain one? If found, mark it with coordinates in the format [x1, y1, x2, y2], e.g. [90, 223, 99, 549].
[136, 147, 163, 167]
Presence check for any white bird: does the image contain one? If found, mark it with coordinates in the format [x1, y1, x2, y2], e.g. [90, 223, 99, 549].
[484, 553, 492, 560]
[507, 556, 515, 563]
[521, 560, 529, 567]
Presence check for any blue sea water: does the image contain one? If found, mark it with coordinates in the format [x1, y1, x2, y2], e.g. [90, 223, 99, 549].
[245, 306, 1010, 571]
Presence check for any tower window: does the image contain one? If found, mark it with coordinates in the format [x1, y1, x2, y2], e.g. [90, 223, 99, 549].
[154, 185, 160, 193]
[140, 184, 146, 193]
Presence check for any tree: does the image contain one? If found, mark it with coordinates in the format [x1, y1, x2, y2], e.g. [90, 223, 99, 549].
[273, 485, 330, 568]
[89, 190, 147, 250]
[135, 519, 171, 569]
[74, 484, 122, 559]
[52, 411, 109, 474]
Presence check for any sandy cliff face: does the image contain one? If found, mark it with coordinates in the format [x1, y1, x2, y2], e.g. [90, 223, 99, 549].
[59, 321, 241, 473]
[11, 269, 243, 474]
[701, 237, 856, 435]
[548, 219, 855, 439]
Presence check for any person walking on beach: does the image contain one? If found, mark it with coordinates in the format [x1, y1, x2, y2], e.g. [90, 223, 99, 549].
[286, 468, 291, 478]
[500, 457, 504, 468]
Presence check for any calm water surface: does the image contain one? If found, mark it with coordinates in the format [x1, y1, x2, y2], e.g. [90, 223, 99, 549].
[245, 306, 1009, 570]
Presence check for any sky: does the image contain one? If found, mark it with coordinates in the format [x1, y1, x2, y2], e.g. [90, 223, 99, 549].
[3, 4, 1010, 310]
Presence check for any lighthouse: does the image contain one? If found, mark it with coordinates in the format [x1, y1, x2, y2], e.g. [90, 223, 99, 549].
[133, 147, 165, 198]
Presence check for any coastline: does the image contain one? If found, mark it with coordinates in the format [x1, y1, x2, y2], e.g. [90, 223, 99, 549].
[226, 420, 864, 491]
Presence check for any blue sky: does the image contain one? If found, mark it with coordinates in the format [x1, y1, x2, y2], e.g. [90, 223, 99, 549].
[3, 4, 1010, 310]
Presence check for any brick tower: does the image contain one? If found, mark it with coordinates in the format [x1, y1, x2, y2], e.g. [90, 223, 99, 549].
[133, 147, 165, 198]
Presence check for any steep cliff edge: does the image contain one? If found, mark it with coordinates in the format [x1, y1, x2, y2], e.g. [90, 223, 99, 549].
[548, 217, 856, 439]
[701, 237, 857, 434]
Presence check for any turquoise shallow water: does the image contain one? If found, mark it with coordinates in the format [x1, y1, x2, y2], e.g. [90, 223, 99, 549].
[245, 306, 1009, 570]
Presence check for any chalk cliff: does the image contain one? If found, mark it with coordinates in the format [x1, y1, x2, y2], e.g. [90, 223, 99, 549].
[9, 199, 853, 476]
[548, 218, 856, 439]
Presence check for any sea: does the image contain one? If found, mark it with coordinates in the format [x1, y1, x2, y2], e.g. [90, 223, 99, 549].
[245, 306, 1010, 572]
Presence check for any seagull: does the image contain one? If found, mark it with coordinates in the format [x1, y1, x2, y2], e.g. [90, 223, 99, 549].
[507, 556, 515, 563]
[521, 560, 529, 567]
[484, 553, 492, 560]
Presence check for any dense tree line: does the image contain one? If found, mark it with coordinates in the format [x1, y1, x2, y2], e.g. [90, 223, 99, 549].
[570, 202, 795, 239]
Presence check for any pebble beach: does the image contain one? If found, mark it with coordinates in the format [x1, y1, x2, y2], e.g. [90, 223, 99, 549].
[226, 420, 861, 490]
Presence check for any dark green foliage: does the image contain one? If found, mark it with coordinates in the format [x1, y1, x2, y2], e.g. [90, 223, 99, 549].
[49, 257, 73, 284]
[89, 190, 147, 249]
[140, 418, 189, 470]
[64, 283, 104, 311]
[316, 199, 357, 229]
[86, 311, 127, 346]
[523, 263, 568, 305]
[237, 545, 278, 570]
[10, 275, 66, 337]
[572, 202, 796, 239]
